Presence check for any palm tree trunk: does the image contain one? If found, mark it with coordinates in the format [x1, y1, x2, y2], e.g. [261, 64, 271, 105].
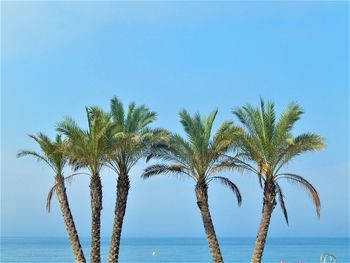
[195, 183, 224, 263]
[108, 174, 130, 263]
[250, 182, 276, 263]
[90, 174, 102, 263]
[55, 176, 86, 263]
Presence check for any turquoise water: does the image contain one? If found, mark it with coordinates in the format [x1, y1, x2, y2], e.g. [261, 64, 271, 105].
[1, 237, 349, 262]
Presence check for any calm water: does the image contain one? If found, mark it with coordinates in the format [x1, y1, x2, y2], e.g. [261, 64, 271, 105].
[1, 237, 349, 262]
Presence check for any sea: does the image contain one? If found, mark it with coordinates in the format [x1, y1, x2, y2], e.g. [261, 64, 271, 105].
[1, 237, 349, 263]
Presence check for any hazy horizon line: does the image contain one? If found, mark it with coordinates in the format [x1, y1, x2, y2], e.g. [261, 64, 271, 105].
[1, 236, 349, 239]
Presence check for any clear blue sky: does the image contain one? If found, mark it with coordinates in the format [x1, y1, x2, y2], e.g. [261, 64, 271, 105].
[1, 2, 348, 238]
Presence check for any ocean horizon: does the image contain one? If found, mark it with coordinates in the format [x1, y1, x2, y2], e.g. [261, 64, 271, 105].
[1, 237, 349, 262]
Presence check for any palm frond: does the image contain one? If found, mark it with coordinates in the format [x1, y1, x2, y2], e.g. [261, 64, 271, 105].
[57, 107, 113, 174]
[262, 100, 276, 144]
[46, 172, 89, 212]
[125, 102, 136, 132]
[179, 109, 203, 150]
[234, 99, 324, 185]
[203, 109, 218, 146]
[46, 184, 56, 212]
[292, 133, 325, 151]
[17, 150, 54, 170]
[110, 96, 125, 127]
[209, 176, 242, 206]
[138, 109, 157, 130]
[273, 102, 303, 145]
[276, 183, 289, 225]
[146, 109, 242, 189]
[233, 106, 259, 138]
[57, 117, 84, 138]
[142, 164, 189, 179]
[29, 133, 52, 146]
[211, 123, 242, 157]
[18, 133, 67, 173]
[233, 104, 267, 170]
[109, 98, 162, 174]
[275, 133, 325, 172]
[146, 133, 193, 168]
[208, 154, 257, 176]
[277, 173, 320, 218]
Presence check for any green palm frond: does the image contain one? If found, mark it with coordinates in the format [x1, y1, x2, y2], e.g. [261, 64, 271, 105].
[124, 129, 169, 169]
[234, 99, 323, 225]
[109, 97, 164, 175]
[208, 154, 258, 176]
[57, 106, 113, 175]
[212, 121, 233, 144]
[57, 117, 85, 139]
[261, 100, 276, 144]
[211, 123, 242, 155]
[233, 99, 325, 178]
[275, 133, 325, 173]
[233, 105, 259, 139]
[142, 164, 190, 178]
[272, 102, 303, 148]
[145, 136, 192, 169]
[179, 109, 204, 152]
[203, 109, 218, 149]
[138, 108, 157, 130]
[125, 102, 136, 131]
[122, 102, 157, 133]
[17, 150, 54, 170]
[110, 96, 125, 127]
[56, 118, 89, 169]
[17, 133, 67, 174]
[233, 104, 267, 169]
[277, 173, 321, 218]
[209, 176, 242, 206]
[145, 109, 243, 197]
[178, 109, 233, 179]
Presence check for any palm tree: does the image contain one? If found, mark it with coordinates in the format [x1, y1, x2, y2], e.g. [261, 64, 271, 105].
[17, 133, 86, 263]
[142, 109, 243, 263]
[232, 99, 325, 263]
[57, 107, 114, 263]
[107, 97, 167, 263]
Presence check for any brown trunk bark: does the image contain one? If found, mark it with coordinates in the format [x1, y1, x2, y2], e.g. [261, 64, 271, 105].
[108, 174, 130, 263]
[90, 174, 102, 263]
[250, 182, 276, 263]
[195, 183, 224, 263]
[55, 176, 86, 263]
